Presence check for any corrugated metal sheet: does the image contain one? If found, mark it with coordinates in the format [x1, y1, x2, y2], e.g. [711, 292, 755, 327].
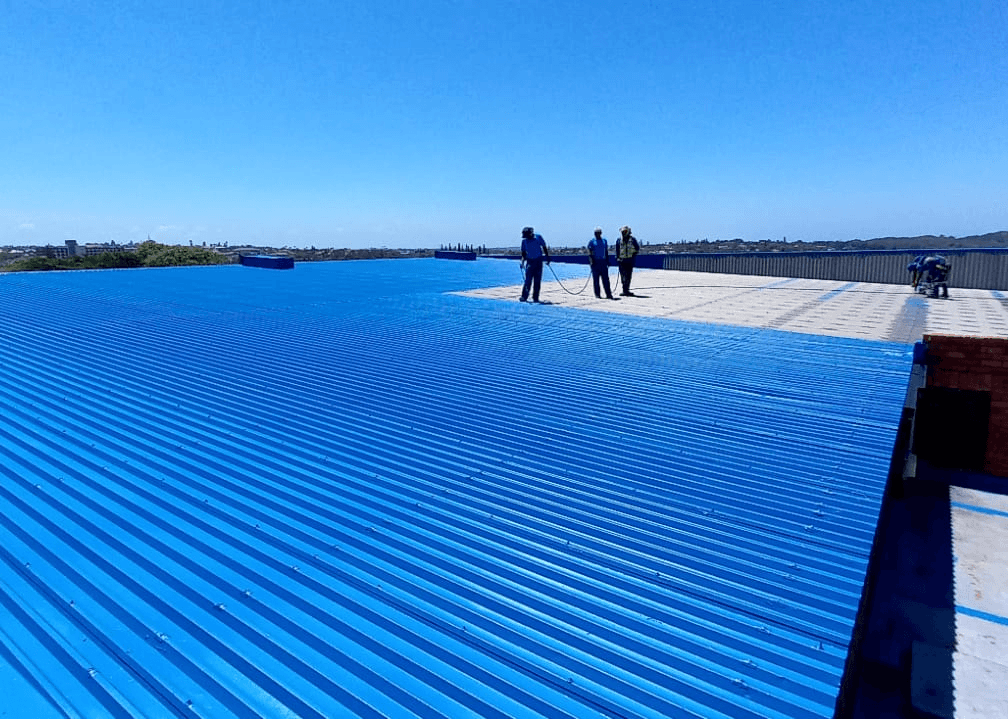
[0, 259, 911, 718]
[661, 248, 1008, 290]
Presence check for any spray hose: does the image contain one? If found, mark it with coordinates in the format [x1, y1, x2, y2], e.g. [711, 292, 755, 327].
[519, 259, 619, 298]
[547, 262, 592, 295]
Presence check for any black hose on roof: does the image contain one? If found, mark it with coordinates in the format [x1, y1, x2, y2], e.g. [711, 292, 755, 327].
[518, 259, 593, 296]
[546, 261, 592, 296]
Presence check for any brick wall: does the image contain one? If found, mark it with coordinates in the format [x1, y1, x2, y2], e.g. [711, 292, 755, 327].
[924, 334, 1008, 477]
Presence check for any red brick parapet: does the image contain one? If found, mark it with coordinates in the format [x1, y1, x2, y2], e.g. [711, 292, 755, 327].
[923, 334, 1008, 477]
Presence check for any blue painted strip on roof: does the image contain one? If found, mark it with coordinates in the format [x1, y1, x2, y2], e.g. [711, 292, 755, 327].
[818, 282, 858, 302]
[956, 606, 1008, 628]
[761, 278, 798, 289]
[993, 290, 1005, 300]
[951, 501, 1008, 519]
[0, 260, 910, 718]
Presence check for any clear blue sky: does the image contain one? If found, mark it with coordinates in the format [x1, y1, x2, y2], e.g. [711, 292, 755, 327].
[2, 1, 1005, 249]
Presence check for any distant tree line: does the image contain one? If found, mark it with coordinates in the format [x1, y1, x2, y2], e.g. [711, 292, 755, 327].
[133, 241, 230, 267]
[439, 244, 486, 254]
[278, 247, 435, 261]
[1, 241, 230, 273]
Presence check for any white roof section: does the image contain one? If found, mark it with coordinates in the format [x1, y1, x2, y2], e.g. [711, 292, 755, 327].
[459, 268, 1008, 342]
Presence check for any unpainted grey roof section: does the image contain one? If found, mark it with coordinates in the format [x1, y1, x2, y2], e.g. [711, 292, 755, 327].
[0, 260, 911, 718]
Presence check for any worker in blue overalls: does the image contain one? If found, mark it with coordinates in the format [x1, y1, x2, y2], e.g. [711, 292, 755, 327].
[587, 227, 615, 299]
[520, 226, 550, 302]
[908, 255, 925, 288]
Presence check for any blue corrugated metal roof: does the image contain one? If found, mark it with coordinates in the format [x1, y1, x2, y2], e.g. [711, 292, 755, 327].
[0, 259, 911, 718]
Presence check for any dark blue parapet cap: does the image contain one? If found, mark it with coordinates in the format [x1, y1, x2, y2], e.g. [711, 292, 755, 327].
[434, 251, 477, 261]
[913, 341, 928, 365]
[240, 255, 294, 269]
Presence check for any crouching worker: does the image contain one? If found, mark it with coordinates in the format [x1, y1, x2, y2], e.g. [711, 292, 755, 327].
[907, 255, 924, 289]
[921, 255, 950, 298]
[520, 226, 550, 302]
[587, 227, 615, 299]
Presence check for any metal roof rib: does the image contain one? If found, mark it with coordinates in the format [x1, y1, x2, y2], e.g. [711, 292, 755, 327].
[0, 261, 910, 718]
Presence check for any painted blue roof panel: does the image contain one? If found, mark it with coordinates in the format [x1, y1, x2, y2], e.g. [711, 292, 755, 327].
[0, 260, 911, 718]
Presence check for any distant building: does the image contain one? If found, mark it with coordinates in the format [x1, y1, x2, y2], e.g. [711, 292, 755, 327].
[82, 242, 137, 256]
[45, 242, 81, 258]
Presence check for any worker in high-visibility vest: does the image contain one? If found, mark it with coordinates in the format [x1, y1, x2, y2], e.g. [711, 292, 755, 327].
[615, 225, 640, 297]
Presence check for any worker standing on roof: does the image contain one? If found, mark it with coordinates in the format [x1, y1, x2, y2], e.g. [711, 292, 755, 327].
[520, 226, 550, 303]
[616, 225, 640, 296]
[587, 227, 615, 300]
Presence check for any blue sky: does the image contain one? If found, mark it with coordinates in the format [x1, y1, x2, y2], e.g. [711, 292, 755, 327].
[2, 1, 1005, 249]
